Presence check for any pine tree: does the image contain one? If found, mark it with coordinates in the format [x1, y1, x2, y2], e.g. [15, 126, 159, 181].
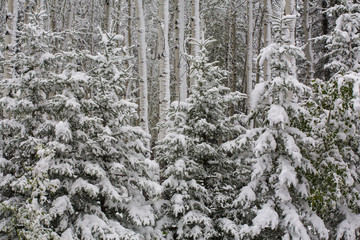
[307, 1, 360, 238]
[223, 10, 330, 239]
[0, 13, 161, 238]
[156, 38, 244, 239]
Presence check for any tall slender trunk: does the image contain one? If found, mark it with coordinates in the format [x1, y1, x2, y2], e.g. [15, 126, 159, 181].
[125, 0, 133, 99]
[116, 0, 122, 47]
[263, 0, 272, 82]
[189, 0, 200, 89]
[303, 0, 314, 84]
[174, 0, 187, 102]
[90, 0, 95, 54]
[135, 0, 149, 134]
[246, 0, 253, 113]
[284, 0, 296, 75]
[157, 0, 170, 140]
[105, 0, 112, 32]
[4, 0, 17, 80]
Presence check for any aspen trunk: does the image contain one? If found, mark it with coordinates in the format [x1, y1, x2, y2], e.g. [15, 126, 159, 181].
[105, 0, 112, 32]
[303, 0, 314, 84]
[284, 0, 296, 76]
[4, 0, 17, 80]
[90, 0, 95, 54]
[174, 0, 187, 102]
[263, 0, 272, 82]
[157, 0, 170, 140]
[116, 0, 122, 47]
[246, 0, 253, 113]
[135, 0, 149, 134]
[189, 0, 200, 89]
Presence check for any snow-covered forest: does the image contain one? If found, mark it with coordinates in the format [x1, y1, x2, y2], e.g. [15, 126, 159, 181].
[0, 0, 359, 239]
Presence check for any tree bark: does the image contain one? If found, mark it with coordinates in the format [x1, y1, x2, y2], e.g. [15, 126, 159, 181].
[263, 0, 272, 82]
[157, 0, 170, 140]
[105, 0, 112, 32]
[302, 0, 314, 84]
[174, 0, 187, 102]
[135, 0, 149, 134]
[190, 0, 200, 89]
[246, 0, 253, 113]
[4, 0, 17, 80]
[284, 0, 296, 76]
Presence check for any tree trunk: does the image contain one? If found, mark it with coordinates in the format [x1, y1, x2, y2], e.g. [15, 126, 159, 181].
[189, 0, 200, 89]
[263, 0, 272, 82]
[135, 0, 149, 134]
[4, 0, 17, 80]
[105, 0, 112, 32]
[90, 0, 95, 54]
[284, 0, 296, 76]
[157, 0, 171, 140]
[302, 0, 314, 85]
[125, 0, 133, 99]
[174, 0, 187, 102]
[116, 0, 122, 47]
[246, 0, 253, 113]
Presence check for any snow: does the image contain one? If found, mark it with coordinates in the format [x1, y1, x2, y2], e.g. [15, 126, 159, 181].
[50, 196, 74, 217]
[250, 81, 267, 111]
[278, 159, 298, 187]
[336, 208, 360, 240]
[254, 129, 277, 157]
[55, 121, 72, 142]
[267, 104, 289, 127]
[233, 186, 256, 208]
[251, 203, 279, 235]
[70, 178, 99, 198]
[308, 213, 329, 239]
[172, 194, 185, 217]
[282, 203, 310, 240]
[128, 202, 155, 226]
[84, 162, 106, 179]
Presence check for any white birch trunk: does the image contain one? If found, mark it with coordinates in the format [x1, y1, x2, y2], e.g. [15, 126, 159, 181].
[189, 0, 200, 89]
[284, 0, 296, 75]
[302, 0, 314, 84]
[125, 0, 133, 99]
[157, 0, 171, 140]
[116, 0, 122, 47]
[174, 0, 187, 102]
[135, 0, 149, 134]
[66, 0, 74, 30]
[105, 0, 113, 32]
[263, 0, 272, 82]
[90, 0, 95, 54]
[246, 0, 253, 112]
[4, 0, 17, 80]
[38, 0, 45, 29]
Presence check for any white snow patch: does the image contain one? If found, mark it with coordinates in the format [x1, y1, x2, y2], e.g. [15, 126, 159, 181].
[268, 105, 289, 127]
[55, 121, 72, 142]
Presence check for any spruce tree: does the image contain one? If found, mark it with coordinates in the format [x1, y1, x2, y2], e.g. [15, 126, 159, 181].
[223, 10, 330, 239]
[308, 1, 360, 238]
[156, 38, 244, 239]
[0, 12, 161, 239]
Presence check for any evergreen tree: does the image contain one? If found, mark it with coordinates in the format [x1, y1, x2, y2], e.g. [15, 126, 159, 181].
[308, 1, 360, 238]
[223, 10, 330, 239]
[156, 38, 244, 239]
[0, 13, 161, 239]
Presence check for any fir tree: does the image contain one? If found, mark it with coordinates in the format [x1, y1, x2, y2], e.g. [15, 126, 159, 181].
[307, 1, 360, 238]
[156, 38, 244, 239]
[223, 10, 330, 239]
[0, 13, 161, 239]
